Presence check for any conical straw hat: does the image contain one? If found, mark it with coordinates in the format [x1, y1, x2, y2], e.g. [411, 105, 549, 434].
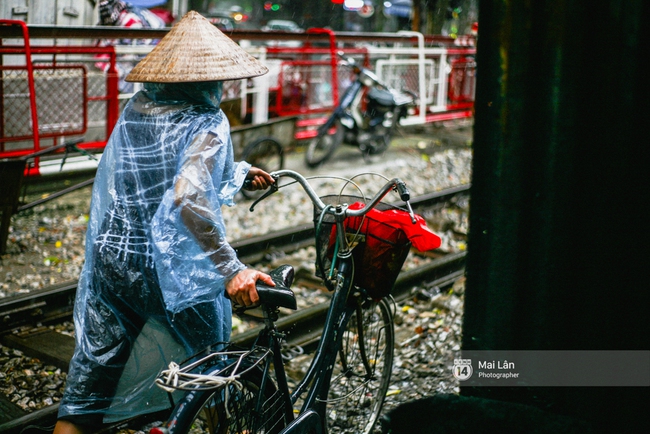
[126, 11, 268, 83]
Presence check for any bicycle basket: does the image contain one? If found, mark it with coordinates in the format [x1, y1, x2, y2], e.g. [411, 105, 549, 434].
[314, 195, 411, 300]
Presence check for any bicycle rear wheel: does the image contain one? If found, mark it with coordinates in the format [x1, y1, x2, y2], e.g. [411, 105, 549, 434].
[164, 366, 287, 434]
[326, 297, 394, 434]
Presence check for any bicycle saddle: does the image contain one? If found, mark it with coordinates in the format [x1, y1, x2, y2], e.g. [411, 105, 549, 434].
[255, 264, 297, 310]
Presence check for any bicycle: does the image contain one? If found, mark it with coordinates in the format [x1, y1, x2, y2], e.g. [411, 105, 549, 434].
[150, 169, 420, 434]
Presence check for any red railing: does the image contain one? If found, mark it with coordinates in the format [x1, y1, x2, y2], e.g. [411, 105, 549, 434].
[1, 21, 476, 170]
[0, 19, 119, 174]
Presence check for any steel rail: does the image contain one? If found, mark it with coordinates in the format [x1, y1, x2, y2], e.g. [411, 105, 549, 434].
[0, 183, 469, 432]
[233, 251, 467, 349]
[0, 252, 465, 434]
[0, 184, 470, 332]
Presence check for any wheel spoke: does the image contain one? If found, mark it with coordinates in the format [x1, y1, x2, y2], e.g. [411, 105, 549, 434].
[326, 298, 394, 434]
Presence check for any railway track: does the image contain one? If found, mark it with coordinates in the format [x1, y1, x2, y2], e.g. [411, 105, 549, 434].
[0, 184, 469, 434]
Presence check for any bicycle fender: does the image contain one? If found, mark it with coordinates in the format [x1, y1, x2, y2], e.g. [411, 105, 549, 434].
[278, 409, 323, 434]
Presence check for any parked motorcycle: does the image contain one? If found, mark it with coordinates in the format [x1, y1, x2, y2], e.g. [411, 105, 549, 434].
[305, 54, 417, 167]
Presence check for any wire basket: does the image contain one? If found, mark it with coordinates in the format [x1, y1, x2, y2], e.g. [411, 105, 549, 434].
[314, 195, 411, 300]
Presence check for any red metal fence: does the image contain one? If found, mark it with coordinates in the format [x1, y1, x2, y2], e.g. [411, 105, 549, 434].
[1, 20, 118, 175]
[1, 21, 476, 175]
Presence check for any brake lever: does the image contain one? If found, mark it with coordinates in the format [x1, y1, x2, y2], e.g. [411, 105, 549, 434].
[248, 177, 280, 212]
[404, 201, 417, 224]
[395, 180, 417, 224]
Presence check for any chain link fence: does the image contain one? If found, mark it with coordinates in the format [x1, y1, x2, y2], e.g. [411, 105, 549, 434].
[1, 66, 87, 152]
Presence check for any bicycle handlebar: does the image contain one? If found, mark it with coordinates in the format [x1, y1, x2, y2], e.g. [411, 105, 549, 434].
[248, 169, 416, 223]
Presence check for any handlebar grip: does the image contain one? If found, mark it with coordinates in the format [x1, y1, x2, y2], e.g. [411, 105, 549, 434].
[396, 180, 410, 202]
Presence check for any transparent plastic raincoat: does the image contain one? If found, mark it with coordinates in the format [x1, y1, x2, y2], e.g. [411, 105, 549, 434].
[58, 81, 250, 424]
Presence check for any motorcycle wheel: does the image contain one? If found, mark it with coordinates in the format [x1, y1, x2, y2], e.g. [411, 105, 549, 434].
[305, 119, 343, 167]
[363, 109, 400, 157]
[366, 130, 391, 156]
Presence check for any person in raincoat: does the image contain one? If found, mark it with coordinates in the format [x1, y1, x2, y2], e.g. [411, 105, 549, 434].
[54, 11, 274, 434]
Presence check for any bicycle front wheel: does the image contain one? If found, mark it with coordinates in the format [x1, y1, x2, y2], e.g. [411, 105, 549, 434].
[165, 368, 287, 434]
[326, 297, 394, 434]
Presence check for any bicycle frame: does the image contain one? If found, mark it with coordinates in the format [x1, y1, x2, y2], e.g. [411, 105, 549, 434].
[287, 257, 357, 432]
[250, 236, 358, 433]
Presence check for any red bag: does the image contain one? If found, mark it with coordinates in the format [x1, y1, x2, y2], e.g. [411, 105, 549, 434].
[315, 197, 441, 299]
[347, 202, 441, 252]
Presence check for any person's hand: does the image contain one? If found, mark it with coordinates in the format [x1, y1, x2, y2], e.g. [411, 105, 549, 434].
[244, 167, 274, 191]
[225, 269, 275, 307]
